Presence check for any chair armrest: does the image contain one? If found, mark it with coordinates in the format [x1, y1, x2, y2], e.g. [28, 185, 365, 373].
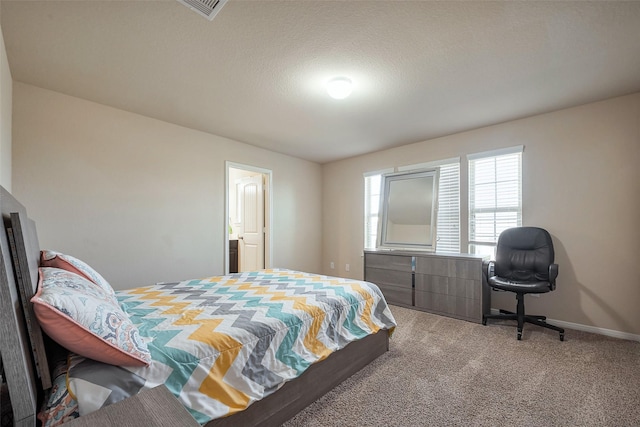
[483, 260, 504, 291]
[483, 260, 494, 280]
[549, 263, 559, 289]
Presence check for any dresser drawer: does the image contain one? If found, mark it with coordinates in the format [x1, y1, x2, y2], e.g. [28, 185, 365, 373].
[415, 257, 482, 280]
[375, 282, 413, 306]
[365, 267, 412, 289]
[365, 266, 413, 306]
[364, 253, 413, 272]
[414, 291, 481, 322]
[415, 275, 480, 300]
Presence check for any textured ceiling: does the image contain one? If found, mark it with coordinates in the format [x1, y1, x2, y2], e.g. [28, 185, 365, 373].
[2, 1, 640, 164]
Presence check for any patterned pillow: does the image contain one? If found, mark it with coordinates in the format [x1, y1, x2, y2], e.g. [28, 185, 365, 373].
[40, 250, 115, 297]
[31, 267, 151, 367]
[37, 355, 79, 426]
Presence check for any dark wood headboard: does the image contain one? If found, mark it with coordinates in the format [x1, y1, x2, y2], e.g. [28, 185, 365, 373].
[10, 211, 51, 390]
[0, 187, 50, 426]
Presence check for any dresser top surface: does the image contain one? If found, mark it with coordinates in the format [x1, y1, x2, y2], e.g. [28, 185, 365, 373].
[364, 249, 488, 261]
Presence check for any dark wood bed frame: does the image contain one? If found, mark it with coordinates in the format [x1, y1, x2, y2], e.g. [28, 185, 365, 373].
[0, 186, 390, 426]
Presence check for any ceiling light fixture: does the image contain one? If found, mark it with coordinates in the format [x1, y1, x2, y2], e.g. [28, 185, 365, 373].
[326, 77, 353, 99]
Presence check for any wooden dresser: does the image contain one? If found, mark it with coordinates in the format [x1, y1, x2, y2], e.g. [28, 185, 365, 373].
[364, 250, 489, 323]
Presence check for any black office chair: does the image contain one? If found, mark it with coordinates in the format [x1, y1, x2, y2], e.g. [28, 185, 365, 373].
[482, 227, 565, 341]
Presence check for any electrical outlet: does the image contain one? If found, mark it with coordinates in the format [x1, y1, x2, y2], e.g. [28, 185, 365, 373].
[330, 262, 335, 269]
[345, 264, 350, 272]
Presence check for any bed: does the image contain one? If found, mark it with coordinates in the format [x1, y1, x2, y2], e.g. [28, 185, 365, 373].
[0, 186, 396, 427]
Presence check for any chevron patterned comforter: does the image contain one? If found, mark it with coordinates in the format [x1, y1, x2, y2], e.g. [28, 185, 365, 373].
[66, 269, 396, 424]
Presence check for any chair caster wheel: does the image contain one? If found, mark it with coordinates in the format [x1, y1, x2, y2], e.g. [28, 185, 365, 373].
[482, 318, 487, 325]
[517, 333, 522, 340]
[560, 334, 565, 341]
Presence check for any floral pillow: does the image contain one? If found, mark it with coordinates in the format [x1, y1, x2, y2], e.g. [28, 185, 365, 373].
[31, 267, 151, 367]
[37, 355, 79, 426]
[40, 250, 115, 297]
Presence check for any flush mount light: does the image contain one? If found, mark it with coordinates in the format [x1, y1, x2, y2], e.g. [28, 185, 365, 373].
[326, 77, 353, 99]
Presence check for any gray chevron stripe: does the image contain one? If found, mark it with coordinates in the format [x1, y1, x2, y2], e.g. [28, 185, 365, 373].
[207, 303, 284, 389]
[245, 283, 356, 346]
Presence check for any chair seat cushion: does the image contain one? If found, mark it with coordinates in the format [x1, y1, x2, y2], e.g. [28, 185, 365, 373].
[489, 276, 551, 294]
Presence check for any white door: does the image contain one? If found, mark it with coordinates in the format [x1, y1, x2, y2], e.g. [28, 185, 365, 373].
[238, 175, 264, 271]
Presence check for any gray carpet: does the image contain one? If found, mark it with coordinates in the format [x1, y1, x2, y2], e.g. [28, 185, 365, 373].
[283, 305, 640, 427]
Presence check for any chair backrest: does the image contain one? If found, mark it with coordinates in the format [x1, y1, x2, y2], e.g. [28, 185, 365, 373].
[494, 227, 555, 282]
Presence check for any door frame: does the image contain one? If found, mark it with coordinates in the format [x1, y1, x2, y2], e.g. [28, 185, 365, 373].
[225, 161, 273, 274]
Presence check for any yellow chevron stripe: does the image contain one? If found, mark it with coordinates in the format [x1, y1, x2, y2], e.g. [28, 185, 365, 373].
[198, 332, 249, 414]
[173, 309, 222, 344]
[127, 286, 154, 295]
[126, 288, 192, 315]
[171, 309, 251, 412]
[351, 284, 379, 333]
[275, 296, 331, 359]
[206, 277, 239, 286]
[300, 304, 332, 361]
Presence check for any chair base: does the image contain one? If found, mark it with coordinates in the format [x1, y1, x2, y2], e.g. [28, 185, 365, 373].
[483, 293, 565, 341]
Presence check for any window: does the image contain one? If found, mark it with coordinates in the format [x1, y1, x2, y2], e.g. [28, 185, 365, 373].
[364, 158, 460, 253]
[468, 146, 523, 258]
[364, 170, 392, 249]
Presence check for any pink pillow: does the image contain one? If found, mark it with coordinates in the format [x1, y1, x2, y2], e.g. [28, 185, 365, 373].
[31, 267, 151, 367]
[40, 250, 115, 296]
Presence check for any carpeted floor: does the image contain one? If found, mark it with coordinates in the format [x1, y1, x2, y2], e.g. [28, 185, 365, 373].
[283, 305, 640, 427]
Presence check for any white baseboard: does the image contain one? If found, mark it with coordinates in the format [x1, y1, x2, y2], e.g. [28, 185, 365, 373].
[489, 308, 640, 342]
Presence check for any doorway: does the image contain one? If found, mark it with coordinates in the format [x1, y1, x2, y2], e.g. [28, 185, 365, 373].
[225, 162, 272, 274]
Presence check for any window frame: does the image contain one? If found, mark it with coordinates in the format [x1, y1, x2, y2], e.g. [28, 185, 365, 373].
[467, 145, 523, 258]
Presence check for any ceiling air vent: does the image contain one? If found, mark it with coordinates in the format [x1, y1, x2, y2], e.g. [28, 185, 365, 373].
[177, 0, 229, 21]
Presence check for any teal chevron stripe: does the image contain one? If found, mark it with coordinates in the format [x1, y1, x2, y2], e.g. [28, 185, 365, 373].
[275, 317, 309, 374]
[125, 306, 206, 411]
[184, 406, 210, 425]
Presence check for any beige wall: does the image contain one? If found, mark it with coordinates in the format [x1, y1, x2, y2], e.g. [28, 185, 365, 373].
[9, 80, 640, 335]
[0, 21, 11, 191]
[12, 83, 322, 289]
[323, 93, 640, 335]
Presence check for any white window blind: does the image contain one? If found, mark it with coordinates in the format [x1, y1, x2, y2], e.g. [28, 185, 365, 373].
[365, 159, 460, 253]
[434, 162, 460, 253]
[468, 146, 523, 258]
